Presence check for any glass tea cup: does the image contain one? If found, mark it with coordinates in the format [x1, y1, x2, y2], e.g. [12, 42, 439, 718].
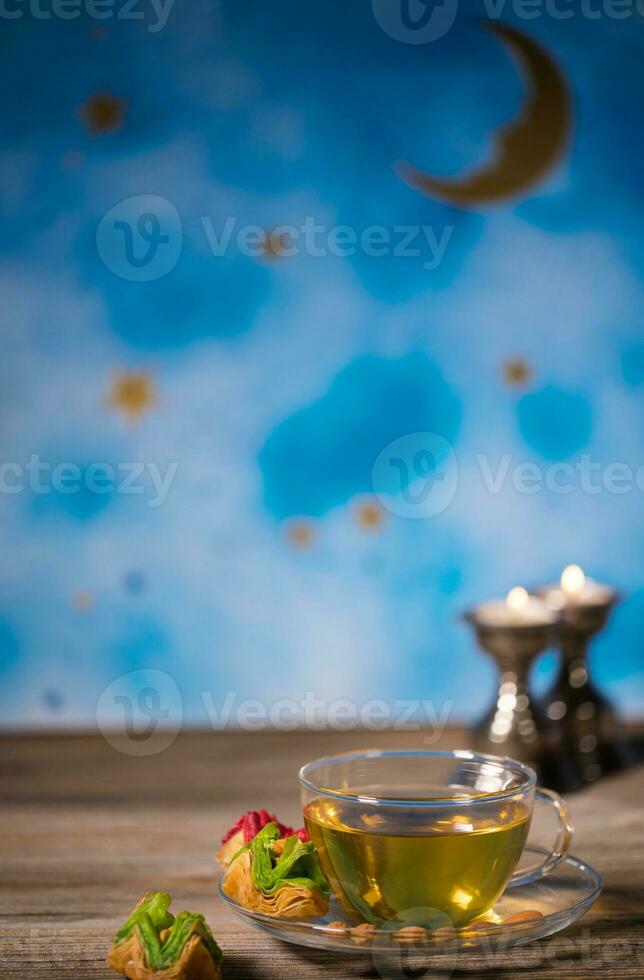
[300, 749, 572, 928]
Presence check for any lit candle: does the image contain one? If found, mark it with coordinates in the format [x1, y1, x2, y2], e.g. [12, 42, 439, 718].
[474, 587, 558, 627]
[544, 564, 615, 609]
[561, 564, 585, 598]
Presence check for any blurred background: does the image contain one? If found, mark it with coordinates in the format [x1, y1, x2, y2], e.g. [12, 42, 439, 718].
[0, 0, 642, 733]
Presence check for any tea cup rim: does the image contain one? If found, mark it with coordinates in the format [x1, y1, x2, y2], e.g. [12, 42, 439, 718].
[298, 748, 537, 807]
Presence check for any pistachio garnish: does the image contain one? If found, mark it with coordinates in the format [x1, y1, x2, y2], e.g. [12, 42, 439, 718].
[221, 822, 328, 919]
[107, 892, 222, 980]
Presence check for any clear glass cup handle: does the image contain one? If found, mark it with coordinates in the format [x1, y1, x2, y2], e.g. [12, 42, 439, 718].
[508, 786, 574, 888]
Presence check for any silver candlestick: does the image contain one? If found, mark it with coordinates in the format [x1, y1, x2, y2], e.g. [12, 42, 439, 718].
[463, 589, 560, 765]
[537, 565, 625, 790]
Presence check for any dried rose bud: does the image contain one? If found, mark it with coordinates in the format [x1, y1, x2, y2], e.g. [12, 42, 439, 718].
[220, 810, 309, 845]
[217, 811, 309, 867]
[221, 810, 290, 845]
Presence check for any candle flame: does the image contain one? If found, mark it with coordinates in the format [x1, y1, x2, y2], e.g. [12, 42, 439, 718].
[561, 564, 585, 597]
[506, 586, 529, 611]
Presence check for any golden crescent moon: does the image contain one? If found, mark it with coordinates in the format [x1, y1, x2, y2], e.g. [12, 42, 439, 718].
[397, 23, 572, 207]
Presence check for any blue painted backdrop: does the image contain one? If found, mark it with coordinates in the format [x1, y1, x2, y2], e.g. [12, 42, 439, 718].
[0, 0, 642, 729]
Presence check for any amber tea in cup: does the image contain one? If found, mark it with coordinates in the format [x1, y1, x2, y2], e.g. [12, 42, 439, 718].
[300, 750, 572, 928]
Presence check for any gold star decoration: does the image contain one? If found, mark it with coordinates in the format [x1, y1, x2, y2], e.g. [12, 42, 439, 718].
[78, 91, 127, 136]
[107, 370, 158, 423]
[285, 519, 316, 550]
[355, 497, 386, 532]
[71, 589, 94, 612]
[503, 358, 533, 387]
[60, 149, 84, 172]
[259, 228, 292, 261]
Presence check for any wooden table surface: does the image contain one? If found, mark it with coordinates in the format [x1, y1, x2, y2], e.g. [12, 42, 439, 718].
[1, 730, 643, 979]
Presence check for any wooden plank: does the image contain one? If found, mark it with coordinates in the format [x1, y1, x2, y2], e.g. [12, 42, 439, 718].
[1, 732, 643, 979]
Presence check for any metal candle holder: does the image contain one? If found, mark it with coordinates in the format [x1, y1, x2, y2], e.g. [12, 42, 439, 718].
[536, 585, 625, 791]
[463, 609, 559, 766]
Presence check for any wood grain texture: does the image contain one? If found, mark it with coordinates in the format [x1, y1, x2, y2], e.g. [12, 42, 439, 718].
[1, 730, 643, 979]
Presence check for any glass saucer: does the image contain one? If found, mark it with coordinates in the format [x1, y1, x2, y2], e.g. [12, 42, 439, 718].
[218, 846, 602, 956]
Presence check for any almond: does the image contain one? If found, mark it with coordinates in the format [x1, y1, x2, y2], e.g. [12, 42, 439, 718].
[323, 921, 348, 934]
[504, 910, 544, 925]
[350, 923, 377, 944]
[393, 925, 427, 944]
[461, 919, 499, 937]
